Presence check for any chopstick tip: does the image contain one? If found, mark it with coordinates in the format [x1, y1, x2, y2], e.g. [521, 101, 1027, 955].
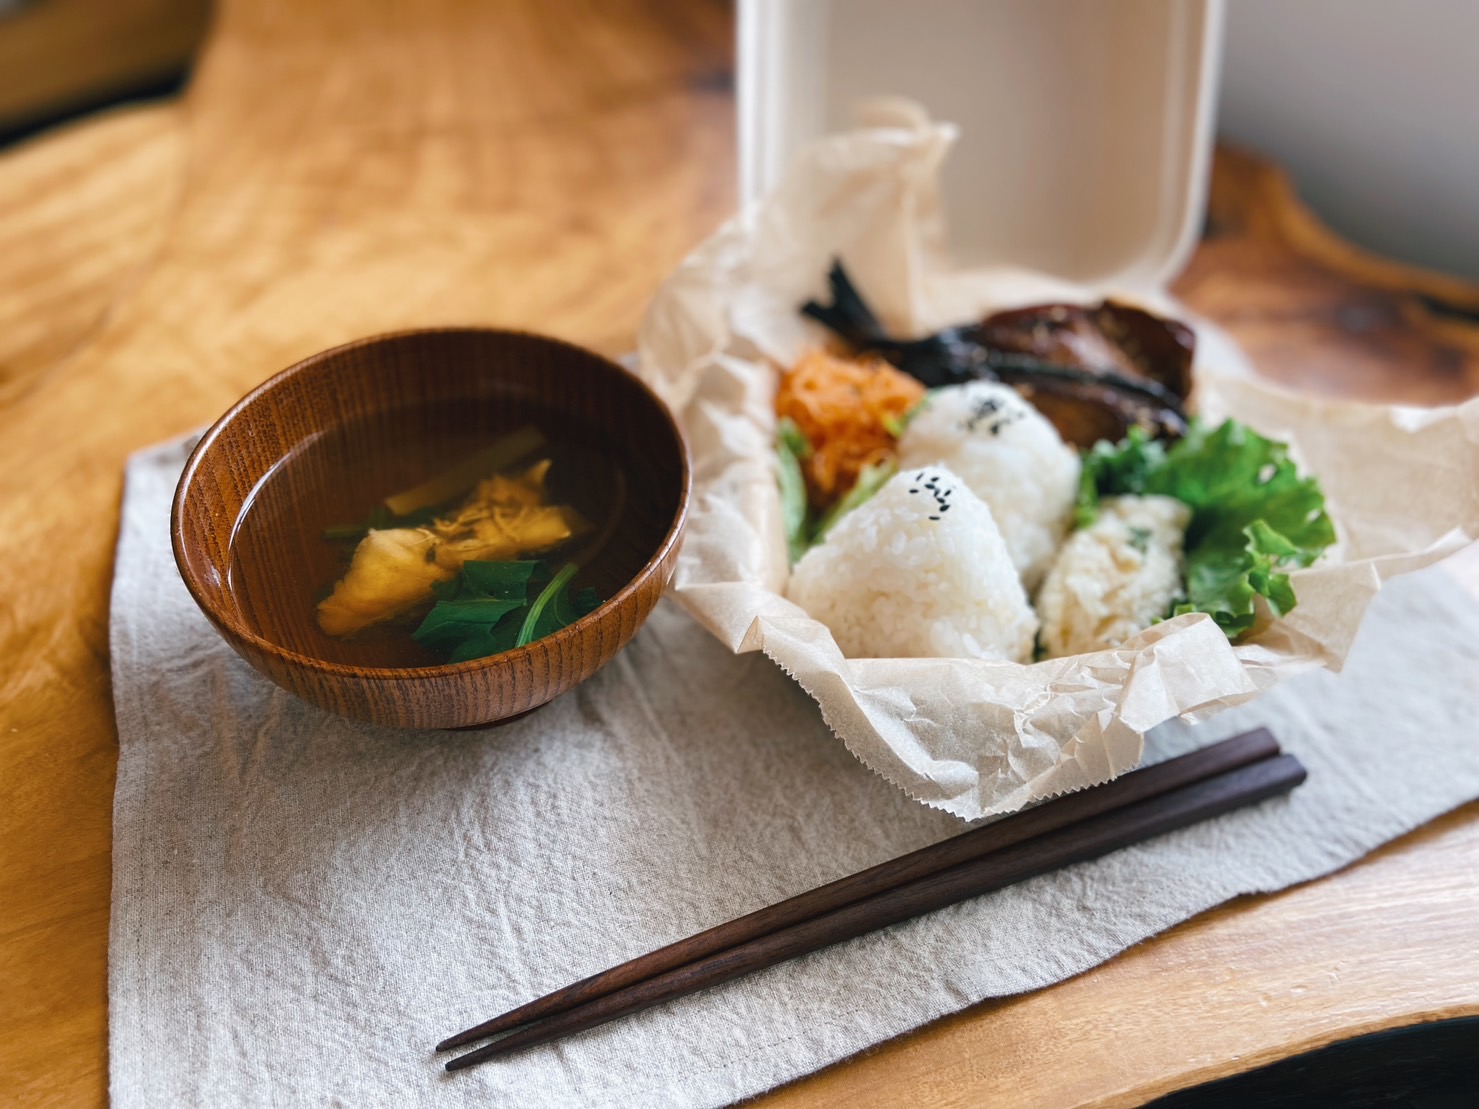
[437, 1023, 495, 1052]
[445, 1047, 492, 1072]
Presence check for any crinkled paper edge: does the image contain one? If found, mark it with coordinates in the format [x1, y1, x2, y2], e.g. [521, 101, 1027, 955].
[635, 113, 1479, 820]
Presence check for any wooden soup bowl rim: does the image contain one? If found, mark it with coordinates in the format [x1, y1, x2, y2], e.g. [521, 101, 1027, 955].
[170, 326, 691, 686]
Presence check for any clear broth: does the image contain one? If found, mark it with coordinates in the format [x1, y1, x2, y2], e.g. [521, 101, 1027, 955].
[226, 400, 627, 669]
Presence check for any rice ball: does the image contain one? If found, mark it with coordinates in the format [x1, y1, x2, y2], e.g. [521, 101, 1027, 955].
[785, 465, 1038, 662]
[1037, 495, 1191, 658]
[898, 381, 1080, 592]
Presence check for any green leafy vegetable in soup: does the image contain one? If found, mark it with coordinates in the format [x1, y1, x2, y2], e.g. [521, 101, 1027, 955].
[311, 426, 607, 664]
[413, 560, 600, 664]
[316, 459, 586, 637]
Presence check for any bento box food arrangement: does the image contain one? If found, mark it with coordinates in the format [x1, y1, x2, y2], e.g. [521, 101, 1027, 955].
[635, 106, 1479, 819]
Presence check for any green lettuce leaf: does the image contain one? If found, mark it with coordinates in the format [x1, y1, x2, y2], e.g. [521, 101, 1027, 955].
[1079, 419, 1335, 638]
[1075, 426, 1167, 528]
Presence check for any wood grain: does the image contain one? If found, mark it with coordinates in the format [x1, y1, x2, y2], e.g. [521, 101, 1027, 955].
[768, 799, 1479, 1109]
[173, 328, 687, 728]
[1176, 144, 1479, 406]
[0, 103, 185, 403]
[0, 2, 732, 1104]
[0, 1, 1475, 1105]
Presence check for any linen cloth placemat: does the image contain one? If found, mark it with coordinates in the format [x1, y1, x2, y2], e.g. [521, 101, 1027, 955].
[110, 437, 1479, 1108]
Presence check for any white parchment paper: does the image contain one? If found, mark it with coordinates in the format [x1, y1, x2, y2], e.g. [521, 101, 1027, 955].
[111, 438, 1479, 1109]
[636, 113, 1479, 818]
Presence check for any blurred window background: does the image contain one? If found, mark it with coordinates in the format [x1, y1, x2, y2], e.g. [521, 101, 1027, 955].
[2, 0, 1474, 279]
[0, 0, 210, 146]
[1220, 0, 1479, 283]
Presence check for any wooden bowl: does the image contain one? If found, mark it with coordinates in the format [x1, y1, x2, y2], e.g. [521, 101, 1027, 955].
[171, 328, 689, 729]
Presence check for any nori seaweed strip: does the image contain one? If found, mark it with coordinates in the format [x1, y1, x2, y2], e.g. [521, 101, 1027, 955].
[801, 259, 1188, 435]
[801, 261, 890, 345]
[987, 358, 1187, 416]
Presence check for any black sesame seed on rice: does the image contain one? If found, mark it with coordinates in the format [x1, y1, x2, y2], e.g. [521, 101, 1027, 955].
[962, 394, 1005, 432]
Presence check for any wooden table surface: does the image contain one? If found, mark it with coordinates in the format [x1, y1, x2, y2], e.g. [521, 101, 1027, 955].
[2, 2, 1477, 1105]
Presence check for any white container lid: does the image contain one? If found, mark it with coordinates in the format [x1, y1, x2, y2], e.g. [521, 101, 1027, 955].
[738, 0, 1225, 292]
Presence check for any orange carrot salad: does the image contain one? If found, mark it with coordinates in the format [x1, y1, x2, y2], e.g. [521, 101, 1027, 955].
[775, 351, 925, 510]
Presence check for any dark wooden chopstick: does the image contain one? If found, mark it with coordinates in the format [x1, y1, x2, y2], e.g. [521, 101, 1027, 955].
[445, 752, 1305, 1069]
[438, 728, 1277, 1053]
[438, 728, 1288, 1064]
